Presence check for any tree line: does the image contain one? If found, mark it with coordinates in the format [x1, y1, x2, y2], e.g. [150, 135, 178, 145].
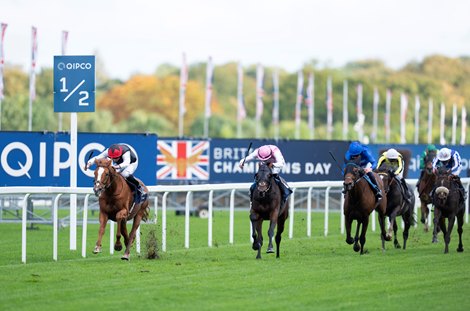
[1, 54, 469, 143]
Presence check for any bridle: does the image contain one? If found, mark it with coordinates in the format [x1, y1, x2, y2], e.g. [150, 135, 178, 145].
[343, 162, 364, 192]
[255, 164, 273, 198]
[94, 166, 117, 197]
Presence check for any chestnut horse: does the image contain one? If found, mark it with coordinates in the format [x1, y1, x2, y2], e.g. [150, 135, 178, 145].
[417, 151, 437, 232]
[377, 167, 416, 250]
[432, 167, 464, 253]
[90, 158, 149, 260]
[250, 162, 289, 259]
[343, 160, 390, 254]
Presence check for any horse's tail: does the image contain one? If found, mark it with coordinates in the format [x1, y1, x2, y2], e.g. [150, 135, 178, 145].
[141, 203, 150, 222]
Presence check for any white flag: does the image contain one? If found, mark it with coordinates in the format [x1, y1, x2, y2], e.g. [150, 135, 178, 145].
[439, 102, 446, 145]
[204, 56, 213, 118]
[414, 95, 420, 144]
[326, 76, 333, 139]
[385, 89, 391, 143]
[452, 103, 457, 145]
[461, 106, 467, 145]
[30, 26, 38, 102]
[0, 23, 7, 100]
[400, 93, 408, 143]
[255, 63, 264, 121]
[294, 71, 303, 139]
[427, 98, 433, 144]
[372, 87, 379, 143]
[342, 80, 348, 140]
[61, 30, 68, 55]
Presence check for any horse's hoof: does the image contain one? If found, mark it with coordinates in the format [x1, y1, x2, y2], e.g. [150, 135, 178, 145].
[353, 244, 360, 252]
[385, 234, 392, 241]
[121, 254, 130, 260]
[346, 237, 354, 245]
[93, 246, 102, 254]
[252, 243, 260, 251]
[394, 243, 401, 249]
[432, 238, 438, 244]
[457, 247, 464, 253]
[266, 248, 274, 254]
[114, 244, 123, 251]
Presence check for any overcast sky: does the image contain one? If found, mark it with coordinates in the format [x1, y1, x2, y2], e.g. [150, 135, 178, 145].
[2, 0, 470, 80]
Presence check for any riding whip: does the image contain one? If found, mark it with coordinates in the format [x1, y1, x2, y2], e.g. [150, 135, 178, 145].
[241, 142, 252, 167]
[329, 151, 344, 175]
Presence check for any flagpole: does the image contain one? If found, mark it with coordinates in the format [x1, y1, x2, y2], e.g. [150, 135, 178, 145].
[385, 89, 391, 143]
[461, 106, 467, 145]
[342, 80, 348, 140]
[272, 70, 279, 140]
[0, 22, 7, 131]
[295, 71, 303, 139]
[28, 26, 37, 132]
[178, 52, 187, 137]
[452, 103, 457, 145]
[372, 87, 379, 143]
[414, 95, 420, 144]
[203, 56, 213, 138]
[440, 102, 446, 145]
[58, 30, 68, 132]
[255, 63, 264, 138]
[427, 98, 433, 143]
[355, 84, 364, 142]
[236, 62, 245, 138]
[306, 73, 314, 139]
[326, 76, 333, 140]
[400, 93, 408, 144]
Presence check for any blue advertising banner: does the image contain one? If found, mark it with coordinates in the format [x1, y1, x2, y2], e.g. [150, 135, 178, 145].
[0, 132, 157, 187]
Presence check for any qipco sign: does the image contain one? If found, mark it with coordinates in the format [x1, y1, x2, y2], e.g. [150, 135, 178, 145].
[0, 132, 158, 186]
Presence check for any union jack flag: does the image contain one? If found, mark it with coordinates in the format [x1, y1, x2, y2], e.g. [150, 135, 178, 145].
[157, 140, 210, 180]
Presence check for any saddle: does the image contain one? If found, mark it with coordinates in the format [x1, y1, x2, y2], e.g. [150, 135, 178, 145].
[125, 180, 147, 204]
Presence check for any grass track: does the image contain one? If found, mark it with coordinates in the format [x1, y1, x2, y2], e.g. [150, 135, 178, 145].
[1, 210, 469, 310]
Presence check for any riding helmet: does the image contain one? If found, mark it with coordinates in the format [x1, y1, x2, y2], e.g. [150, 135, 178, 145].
[385, 148, 399, 160]
[437, 148, 451, 162]
[108, 144, 123, 159]
[257, 145, 273, 161]
[348, 141, 363, 156]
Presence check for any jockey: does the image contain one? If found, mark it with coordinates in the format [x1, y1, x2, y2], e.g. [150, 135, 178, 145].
[377, 148, 411, 203]
[343, 141, 383, 200]
[432, 147, 466, 201]
[86, 143, 147, 202]
[416, 144, 437, 188]
[239, 144, 293, 207]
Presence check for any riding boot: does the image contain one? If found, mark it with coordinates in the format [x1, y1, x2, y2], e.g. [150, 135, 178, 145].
[454, 177, 467, 202]
[367, 172, 382, 200]
[401, 178, 412, 204]
[416, 170, 424, 188]
[127, 175, 146, 202]
[274, 175, 292, 207]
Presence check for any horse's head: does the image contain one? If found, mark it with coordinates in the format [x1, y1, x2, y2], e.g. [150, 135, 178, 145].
[254, 162, 273, 197]
[343, 161, 364, 193]
[424, 151, 437, 175]
[93, 158, 117, 197]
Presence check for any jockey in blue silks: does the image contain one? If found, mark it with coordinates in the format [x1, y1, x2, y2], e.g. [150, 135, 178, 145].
[432, 147, 466, 201]
[343, 141, 383, 201]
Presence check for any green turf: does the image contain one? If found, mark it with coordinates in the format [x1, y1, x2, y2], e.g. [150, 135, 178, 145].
[1, 210, 469, 311]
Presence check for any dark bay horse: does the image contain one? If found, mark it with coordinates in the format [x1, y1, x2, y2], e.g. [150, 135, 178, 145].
[377, 167, 416, 250]
[89, 158, 149, 260]
[250, 162, 289, 259]
[432, 167, 464, 253]
[418, 151, 437, 232]
[343, 161, 390, 254]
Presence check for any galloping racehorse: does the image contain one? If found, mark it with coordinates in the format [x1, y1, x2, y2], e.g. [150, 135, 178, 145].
[90, 158, 149, 260]
[377, 167, 416, 250]
[417, 151, 437, 232]
[343, 160, 390, 254]
[250, 162, 289, 259]
[432, 167, 464, 253]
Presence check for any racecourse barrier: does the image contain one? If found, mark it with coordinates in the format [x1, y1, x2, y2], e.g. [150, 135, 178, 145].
[1, 178, 469, 263]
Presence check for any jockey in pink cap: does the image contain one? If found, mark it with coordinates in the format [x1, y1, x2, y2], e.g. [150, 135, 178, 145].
[239, 144, 293, 207]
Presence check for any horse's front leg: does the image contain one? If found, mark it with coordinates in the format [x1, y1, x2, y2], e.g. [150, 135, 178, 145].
[345, 213, 354, 245]
[432, 209, 441, 243]
[392, 220, 401, 249]
[420, 203, 429, 232]
[250, 212, 262, 259]
[114, 209, 128, 252]
[359, 217, 369, 255]
[93, 211, 108, 254]
[457, 213, 464, 252]
[402, 214, 411, 250]
[443, 215, 455, 254]
[122, 213, 143, 261]
[353, 221, 362, 253]
[266, 209, 279, 254]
